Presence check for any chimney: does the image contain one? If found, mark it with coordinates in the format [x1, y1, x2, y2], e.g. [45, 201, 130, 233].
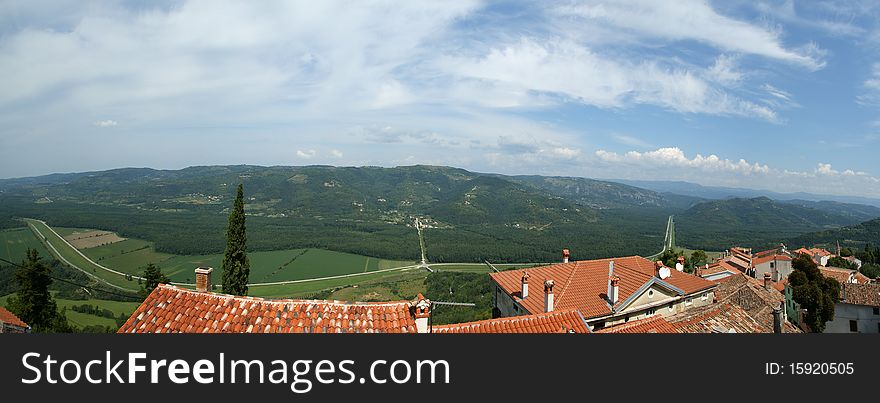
[413, 294, 431, 333]
[609, 275, 620, 304]
[195, 267, 213, 293]
[772, 304, 783, 334]
[562, 249, 570, 263]
[763, 272, 771, 291]
[654, 261, 670, 280]
[521, 272, 530, 299]
[544, 280, 555, 313]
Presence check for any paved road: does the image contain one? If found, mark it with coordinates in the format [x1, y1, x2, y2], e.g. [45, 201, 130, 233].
[646, 215, 675, 260]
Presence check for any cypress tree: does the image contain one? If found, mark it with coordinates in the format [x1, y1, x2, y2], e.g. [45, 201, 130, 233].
[222, 183, 250, 295]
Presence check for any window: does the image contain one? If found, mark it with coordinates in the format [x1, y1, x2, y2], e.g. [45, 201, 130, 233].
[701, 293, 708, 301]
[646, 308, 656, 316]
[668, 304, 674, 312]
[648, 290, 654, 298]
[770, 262, 775, 269]
[873, 308, 879, 315]
[685, 298, 693, 306]
[849, 320, 858, 332]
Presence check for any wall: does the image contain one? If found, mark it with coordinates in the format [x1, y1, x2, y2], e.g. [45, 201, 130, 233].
[824, 303, 880, 333]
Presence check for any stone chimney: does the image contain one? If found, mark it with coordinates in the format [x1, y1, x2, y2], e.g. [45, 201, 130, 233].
[544, 280, 555, 313]
[521, 272, 530, 299]
[609, 275, 620, 305]
[763, 272, 771, 291]
[772, 304, 783, 334]
[195, 267, 213, 293]
[562, 249, 570, 263]
[413, 294, 431, 333]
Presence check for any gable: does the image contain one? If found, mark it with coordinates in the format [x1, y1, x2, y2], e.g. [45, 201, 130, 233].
[617, 283, 679, 313]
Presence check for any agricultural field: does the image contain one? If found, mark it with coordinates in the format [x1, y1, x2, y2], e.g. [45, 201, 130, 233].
[62, 229, 126, 249]
[0, 227, 50, 263]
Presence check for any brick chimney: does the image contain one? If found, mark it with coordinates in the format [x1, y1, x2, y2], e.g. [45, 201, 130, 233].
[195, 267, 213, 293]
[413, 294, 431, 333]
[562, 249, 570, 263]
[763, 272, 771, 291]
[544, 280, 555, 313]
[609, 275, 620, 305]
[521, 272, 530, 299]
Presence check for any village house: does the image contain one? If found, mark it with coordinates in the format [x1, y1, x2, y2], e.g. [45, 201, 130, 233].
[793, 247, 833, 267]
[0, 306, 30, 333]
[818, 266, 872, 285]
[824, 283, 880, 334]
[118, 268, 433, 333]
[751, 246, 793, 283]
[489, 252, 717, 331]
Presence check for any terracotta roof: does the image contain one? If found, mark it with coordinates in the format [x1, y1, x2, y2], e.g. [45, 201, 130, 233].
[712, 273, 793, 332]
[0, 306, 28, 329]
[819, 267, 855, 284]
[432, 309, 591, 334]
[854, 272, 872, 284]
[596, 315, 678, 334]
[752, 253, 791, 266]
[666, 302, 768, 333]
[490, 256, 716, 319]
[118, 284, 421, 333]
[840, 283, 880, 308]
[701, 261, 742, 278]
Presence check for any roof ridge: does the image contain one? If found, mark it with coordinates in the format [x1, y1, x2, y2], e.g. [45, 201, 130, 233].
[553, 262, 580, 307]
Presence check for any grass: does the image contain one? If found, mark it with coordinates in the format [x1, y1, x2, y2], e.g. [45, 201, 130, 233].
[0, 293, 140, 330]
[24, 219, 140, 290]
[0, 227, 50, 264]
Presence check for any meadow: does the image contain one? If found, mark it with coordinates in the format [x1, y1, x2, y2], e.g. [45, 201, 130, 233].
[0, 227, 50, 264]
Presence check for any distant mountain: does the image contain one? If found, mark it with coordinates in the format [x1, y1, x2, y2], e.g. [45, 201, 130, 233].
[788, 218, 880, 249]
[613, 179, 880, 208]
[675, 196, 867, 251]
[503, 175, 702, 210]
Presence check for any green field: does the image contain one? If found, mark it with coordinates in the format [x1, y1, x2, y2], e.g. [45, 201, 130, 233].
[0, 294, 140, 330]
[0, 227, 50, 264]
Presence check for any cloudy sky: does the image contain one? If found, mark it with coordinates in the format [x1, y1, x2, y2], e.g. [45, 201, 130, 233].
[1, 0, 879, 198]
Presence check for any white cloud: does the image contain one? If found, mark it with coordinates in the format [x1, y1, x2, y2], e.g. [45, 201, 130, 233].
[858, 63, 880, 106]
[595, 147, 770, 175]
[296, 149, 316, 159]
[330, 149, 343, 158]
[554, 0, 826, 70]
[593, 147, 880, 198]
[93, 119, 117, 127]
[442, 38, 779, 121]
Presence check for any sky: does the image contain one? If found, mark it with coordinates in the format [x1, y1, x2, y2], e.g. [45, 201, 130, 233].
[1, 0, 879, 198]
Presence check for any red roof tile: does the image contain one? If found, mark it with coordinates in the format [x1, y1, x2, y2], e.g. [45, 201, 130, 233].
[489, 256, 716, 319]
[118, 285, 421, 333]
[0, 306, 28, 329]
[596, 315, 678, 334]
[432, 309, 591, 334]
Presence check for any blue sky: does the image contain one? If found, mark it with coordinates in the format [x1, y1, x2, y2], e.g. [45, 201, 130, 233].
[1, 0, 879, 198]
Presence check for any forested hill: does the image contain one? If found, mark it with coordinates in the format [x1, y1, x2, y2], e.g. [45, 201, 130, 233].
[1, 166, 877, 262]
[675, 196, 878, 251]
[788, 218, 880, 249]
[0, 165, 677, 261]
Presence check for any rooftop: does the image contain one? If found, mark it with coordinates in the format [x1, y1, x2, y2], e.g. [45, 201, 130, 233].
[0, 306, 28, 329]
[432, 309, 591, 334]
[490, 256, 716, 319]
[840, 283, 880, 308]
[596, 315, 677, 334]
[118, 284, 423, 333]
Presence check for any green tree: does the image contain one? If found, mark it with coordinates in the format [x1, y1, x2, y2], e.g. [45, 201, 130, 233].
[827, 256, 854, 270]
[6, 249, 71, 332]
[690, 250, 709, 268]
[141, 263, 170, 296]
[790, 254, 838, 333]
[860, 263, 880, 280]
[222, 183, 250, 296]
